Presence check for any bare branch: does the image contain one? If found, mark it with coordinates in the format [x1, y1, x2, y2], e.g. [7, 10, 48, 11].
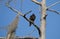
[6, 0, 24, 16]
[23, 16, 41, 37]
[6, 0, 12, 4]
[6, 14, 19, 39]
[47, 9, 60, 15]
[25, 28, 36, 36]
[46, 1, 60, 15]
[6, 3, 24, 16]
[8, 15, 19, 32]
[20, 0, 24, 12]
[32, 0, 42, 6]
[24, 10, 32, 16]
[47, 1, 60, 9]
[6, 1, 41, 37]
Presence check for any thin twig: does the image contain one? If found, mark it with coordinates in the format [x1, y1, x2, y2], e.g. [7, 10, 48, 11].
[6, 0, 12, 4]
[23, 16, 41, 36]
[26, 28, 36, 36]
[20, 0, 23, 12]
[24, 10, 32, 16]
[47, 9, 60, 15]
[6, 3, 24, 16]
[47, 1, 60, 9]
[6, 0, 41, 37]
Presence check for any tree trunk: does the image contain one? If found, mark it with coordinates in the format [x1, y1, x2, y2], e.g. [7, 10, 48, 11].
[40, 0, 46, 39]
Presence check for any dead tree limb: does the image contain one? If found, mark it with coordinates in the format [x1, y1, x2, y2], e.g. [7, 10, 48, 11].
[47, 1, 60, 9]
[32, 0, 46, 39]
[32, 0, 60, 39]
[6, 0, 60, 39]
[24, 10, 32, 16]
[6, 14, 19, 39]
[47, 9, 60, 15]
[46, 1, 60, 15]
[6, 0, 41, 37]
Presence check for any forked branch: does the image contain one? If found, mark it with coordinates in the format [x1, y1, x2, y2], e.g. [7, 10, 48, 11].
[47, 1, 60, 9]
[46, 1, 60, 15]
[6, 0, 41, 37]
[47, 9, 60, 15]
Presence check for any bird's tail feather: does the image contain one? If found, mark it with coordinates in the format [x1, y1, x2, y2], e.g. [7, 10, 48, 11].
[29, 22, 32, 26]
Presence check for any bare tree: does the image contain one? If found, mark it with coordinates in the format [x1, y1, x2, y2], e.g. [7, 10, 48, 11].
[5, 0, 41, 37]
[6, 0, 60, 39]
[1, 0, 59, 39]
[32, 0, 60, 39]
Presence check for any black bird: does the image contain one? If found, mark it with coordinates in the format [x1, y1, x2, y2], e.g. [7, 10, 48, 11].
[29, 14, 36, 26]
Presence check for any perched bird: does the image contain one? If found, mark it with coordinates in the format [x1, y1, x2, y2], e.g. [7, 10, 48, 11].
[29, 14, 36, 26]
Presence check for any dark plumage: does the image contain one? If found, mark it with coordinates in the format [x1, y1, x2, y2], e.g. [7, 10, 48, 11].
[29, 14, 36, 26]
